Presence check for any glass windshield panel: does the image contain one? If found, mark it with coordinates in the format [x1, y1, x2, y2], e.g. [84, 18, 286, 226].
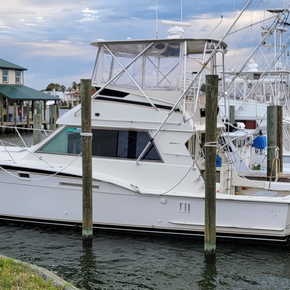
[93, 42, 181, 90]
[38, 127, 81, 154]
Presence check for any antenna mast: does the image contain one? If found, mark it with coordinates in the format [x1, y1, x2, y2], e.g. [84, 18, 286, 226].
[181, 0, 183, 21]
[156, 0, 158, 38]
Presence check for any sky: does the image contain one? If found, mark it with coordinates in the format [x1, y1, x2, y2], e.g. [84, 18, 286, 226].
[0, 0, 289, 91]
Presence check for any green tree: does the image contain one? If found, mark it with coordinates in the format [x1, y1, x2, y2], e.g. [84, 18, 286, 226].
[59, 85, 66, 92]
[72, 81, 78, 91]
[44, 83, 66, 92]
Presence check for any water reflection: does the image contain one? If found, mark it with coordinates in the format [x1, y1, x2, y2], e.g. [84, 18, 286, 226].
[79, 239, 98, 290]
[0, 224, 290, 289]
[198, 254, 217, 290]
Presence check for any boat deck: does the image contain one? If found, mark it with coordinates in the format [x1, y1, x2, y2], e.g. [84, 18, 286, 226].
[239, 171, 290, 182]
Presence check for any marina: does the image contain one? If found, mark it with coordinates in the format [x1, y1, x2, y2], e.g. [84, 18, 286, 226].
[1, 7, 290, 245]
[0, 223, 290, 289]
[2, 1, 290, 290]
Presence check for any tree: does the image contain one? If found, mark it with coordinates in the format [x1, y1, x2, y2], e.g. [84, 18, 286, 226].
[44, 83, 66, 92]
[72, 82, 78, 91]
[59, 85, 66, 92]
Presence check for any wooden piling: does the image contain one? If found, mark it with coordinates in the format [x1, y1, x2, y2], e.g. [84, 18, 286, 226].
[81, 79, 93, 239]
[267, 106, 283, 180]
[33, 102, 42, 145]
[49, 104, 57, 130]
[1, 104, 3, 133]
[13, 102, 17, 127]
[204, 75, 218, 255]
[26, 102, 30, 128]
[19, 101, 23, 122]
[229, 105, 235, 124]
[43, 101, 47, 128]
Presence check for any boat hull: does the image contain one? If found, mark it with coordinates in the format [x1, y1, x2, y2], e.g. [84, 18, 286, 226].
[0, 168, 290, 245]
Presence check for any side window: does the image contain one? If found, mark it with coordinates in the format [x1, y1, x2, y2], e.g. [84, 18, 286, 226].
[92, 129, 118, 157]
[92, 129, 161, 160]
[38, 127, 81, 154]
[3, 69, 8, 83]
[15, 71, 21, 83]
[116, 130, 160, 160]
[38, 127, 161, 161]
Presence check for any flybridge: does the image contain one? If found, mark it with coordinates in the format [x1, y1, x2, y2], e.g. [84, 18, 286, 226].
[90, 38, 227, 108]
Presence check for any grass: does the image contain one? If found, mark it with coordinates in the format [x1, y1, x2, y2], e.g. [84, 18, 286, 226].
[0, 257, 65, 290]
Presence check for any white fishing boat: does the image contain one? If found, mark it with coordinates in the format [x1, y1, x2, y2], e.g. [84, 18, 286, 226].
[1, 22, 290, 245]
[218, 8, 290, 169]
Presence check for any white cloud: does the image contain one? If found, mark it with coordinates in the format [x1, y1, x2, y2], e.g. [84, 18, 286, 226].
[0, 0, 288, 90]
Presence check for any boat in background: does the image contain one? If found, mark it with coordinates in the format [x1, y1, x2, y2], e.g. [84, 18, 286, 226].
[218, 8, 290, 171]
[0, 19, 290, 245]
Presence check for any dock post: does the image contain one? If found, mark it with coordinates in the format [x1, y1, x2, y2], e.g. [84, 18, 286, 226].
[204, 75, 218, 255]
[33, 102, 42, 145]
[229, 105, 235, 124]
[81, 79, 93, 239]
[25, 102, 29, 128]
[13, 102, 17, 128]
[19, 101, 23, 122]
[267, 106, 283, 180]
[49, 104, 57, 130]
[277, 106, 283, 173]
[1, 104, 3, 133]
[43, 101, 47, 129]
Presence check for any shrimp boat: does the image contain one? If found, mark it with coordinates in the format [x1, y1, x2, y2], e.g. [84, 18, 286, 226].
[1, 23, 290, 245]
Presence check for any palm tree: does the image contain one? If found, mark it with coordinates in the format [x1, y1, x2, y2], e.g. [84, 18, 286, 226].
[72, 82, 78, 91]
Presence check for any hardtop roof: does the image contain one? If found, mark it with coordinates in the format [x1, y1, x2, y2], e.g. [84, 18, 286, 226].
[90, 37, 227, 55]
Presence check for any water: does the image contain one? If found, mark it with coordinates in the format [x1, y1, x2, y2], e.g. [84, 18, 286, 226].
[0, 223, 290, 290]
[0, 133, 290, 289]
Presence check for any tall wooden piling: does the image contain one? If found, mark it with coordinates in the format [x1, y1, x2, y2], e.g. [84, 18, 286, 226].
[229, 105, 235, 124]
[26, 102, 30, 128]
[267, 106, 283, 180]
[204, 75, 218, 255]
[49, 104, 57, 130]
[81, 79, 93, 239]
[33, 102, 42, 145]
[13, 102, 17, 127]
[1, 104, 4, 133]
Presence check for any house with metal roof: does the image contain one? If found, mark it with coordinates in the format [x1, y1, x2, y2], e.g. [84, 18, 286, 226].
[0, 58, 59, 130]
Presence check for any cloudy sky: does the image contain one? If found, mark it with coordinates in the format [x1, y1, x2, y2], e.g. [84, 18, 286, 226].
[0, 0, 288, 90]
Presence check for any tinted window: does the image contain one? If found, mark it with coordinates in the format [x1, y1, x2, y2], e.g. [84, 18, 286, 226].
[38, 127, 161, 161]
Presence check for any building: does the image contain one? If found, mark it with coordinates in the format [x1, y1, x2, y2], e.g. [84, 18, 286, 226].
[0, 58, 59, 130]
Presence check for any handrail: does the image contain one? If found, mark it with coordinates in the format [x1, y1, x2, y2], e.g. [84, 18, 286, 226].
[103, 44, 159, 111]
[73, 41, 158, 117]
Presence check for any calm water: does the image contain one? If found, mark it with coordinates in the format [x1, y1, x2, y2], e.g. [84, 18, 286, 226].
[0, 224, 290, 290]
[0, 133, 290, 289]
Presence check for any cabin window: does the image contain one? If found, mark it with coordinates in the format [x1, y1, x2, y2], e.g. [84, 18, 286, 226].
[2, 69, 8, 83]
[38, 127, 161, 161]
[38, 127, 82, 154]
[15, 71, 21, 83]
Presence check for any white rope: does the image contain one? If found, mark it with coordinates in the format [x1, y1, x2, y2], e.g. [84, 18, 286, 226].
[0, 151, 82, 181]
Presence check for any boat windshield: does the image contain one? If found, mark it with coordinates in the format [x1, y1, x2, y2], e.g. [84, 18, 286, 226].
[92, 41, 182, 91]
[38, 127, 161, 161]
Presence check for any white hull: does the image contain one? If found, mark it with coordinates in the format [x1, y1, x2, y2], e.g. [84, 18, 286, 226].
[1, 167, 289, 244]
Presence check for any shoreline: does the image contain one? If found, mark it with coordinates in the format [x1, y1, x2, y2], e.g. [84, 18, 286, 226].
[0, 254, 79, 290]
